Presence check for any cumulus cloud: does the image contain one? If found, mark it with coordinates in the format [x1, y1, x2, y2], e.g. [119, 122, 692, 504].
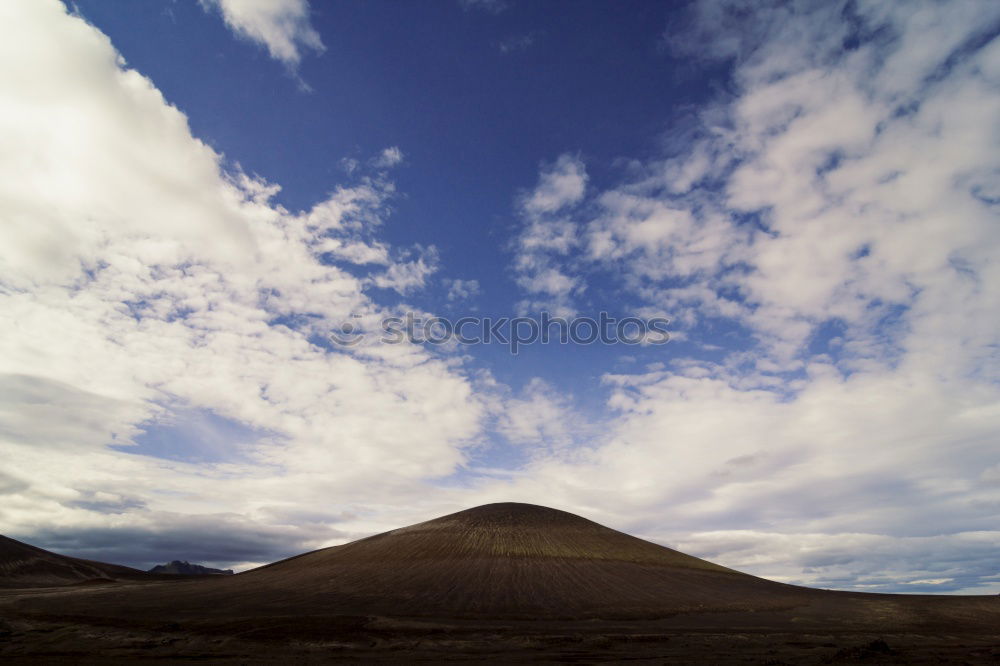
[496, 0, 1000, 592]
[512, 154, 588, 315]
[370, 146, 404, 169]
[200, 0, 324, 68]
[369, 245, 440, 294]
[517, 0, 1000, 373]
[521, 154, 588, 216]
[496, 378, 580, 452]
[0, 0, 483, 560]
[445, 278, 481, 302]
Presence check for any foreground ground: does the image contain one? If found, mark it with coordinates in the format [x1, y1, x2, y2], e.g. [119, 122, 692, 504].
[1, 582, 998, 664]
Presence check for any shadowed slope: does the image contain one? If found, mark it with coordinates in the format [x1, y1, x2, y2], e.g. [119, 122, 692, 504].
[3, 503, 999, 637]
[162, 502, 808, 618]
[259, 502, 737, 571]
[0, 534, 151, 587]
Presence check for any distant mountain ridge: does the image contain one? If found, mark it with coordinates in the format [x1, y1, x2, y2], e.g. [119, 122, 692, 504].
[148, 560, 233, 575]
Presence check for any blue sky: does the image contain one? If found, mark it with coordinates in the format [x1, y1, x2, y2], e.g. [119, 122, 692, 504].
[0, 0, 998, 595]
[72, 0, 721, 411]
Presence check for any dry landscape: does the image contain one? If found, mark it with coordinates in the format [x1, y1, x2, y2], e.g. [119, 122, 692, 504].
[1, 503, 997, 663]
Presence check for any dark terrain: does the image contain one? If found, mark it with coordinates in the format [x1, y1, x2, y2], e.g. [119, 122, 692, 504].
[148, 561, 233, 575]
[1, 503, 997, 663]
[0, 534, 153, 588]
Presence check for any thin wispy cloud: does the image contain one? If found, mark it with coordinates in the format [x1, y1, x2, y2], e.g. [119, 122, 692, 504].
[498, 32, 536, 54]
[445, 278, 481, 302]
[370, 145, 404, 168]
[512, 154, 588, 316]
[200, 0, 324, 68]
[459, 0, 508, 15]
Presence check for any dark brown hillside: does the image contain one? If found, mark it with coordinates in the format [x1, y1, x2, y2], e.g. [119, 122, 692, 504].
[0, 534, 151, 587]
[229, 501, 787, 617]
[1, 503, 998, 663]
[35, 502, 815, 619]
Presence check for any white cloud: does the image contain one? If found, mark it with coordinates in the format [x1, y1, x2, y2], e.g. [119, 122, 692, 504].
[445, 278, 481, 302]
[370, 146, 404, 169]
[663, 529, 1000, 594]
[512, 155, 588, 315]
[496, 378, 580, 452]
[0, 5, 254, 289]
[521, 154, 588, 216]
[458, 0, 507, 15]
[519, 0, 1000, 371]
[494, 0, 1000, 591]
[339, 156, 360, 174]
[0, 0, 482, 554]
[314, 237, 390, 265]
[200, 0, 324, 68]
[498, 33, 537, 55]
[370, 245, 439, 294]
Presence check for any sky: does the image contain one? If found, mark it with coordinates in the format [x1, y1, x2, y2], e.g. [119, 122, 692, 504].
[0, 0, 998, 594]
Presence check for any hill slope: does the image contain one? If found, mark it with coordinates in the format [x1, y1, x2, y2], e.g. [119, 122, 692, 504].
[0, 534, 151, 587]
[2, 503, 998, 645]
[152, 502, 810, 618]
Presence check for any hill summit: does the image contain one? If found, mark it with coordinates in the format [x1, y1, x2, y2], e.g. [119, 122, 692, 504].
[364, 501, 736, 568]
